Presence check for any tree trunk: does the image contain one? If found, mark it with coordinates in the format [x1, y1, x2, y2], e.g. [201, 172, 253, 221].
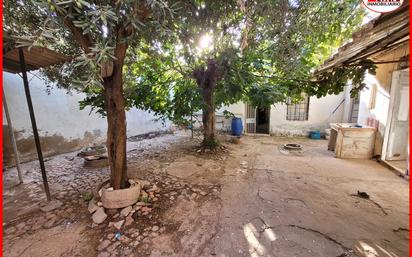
[194, 59, 219, 148]
[103, 45, 128, 190]
[201, 85, 216, 147]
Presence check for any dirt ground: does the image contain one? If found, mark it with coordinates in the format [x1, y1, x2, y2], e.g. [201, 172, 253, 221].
[2, 131, 409, 257]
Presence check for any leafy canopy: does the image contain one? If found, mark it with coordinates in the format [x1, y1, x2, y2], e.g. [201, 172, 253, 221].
[4, 1, 368, 123]
[119, 0, 366, 124]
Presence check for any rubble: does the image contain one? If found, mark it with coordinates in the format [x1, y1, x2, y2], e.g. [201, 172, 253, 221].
[92, 207, 108, 224]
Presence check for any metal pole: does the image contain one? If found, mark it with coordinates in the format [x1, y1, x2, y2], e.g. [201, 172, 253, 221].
[2, 88, 23, 184]
[18, 48, 51, 201]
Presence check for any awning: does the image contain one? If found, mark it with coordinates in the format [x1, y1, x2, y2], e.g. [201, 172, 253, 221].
[3, 46, 71, 73]
[3, 42, 72, 201]
[317, 1, 409, 73]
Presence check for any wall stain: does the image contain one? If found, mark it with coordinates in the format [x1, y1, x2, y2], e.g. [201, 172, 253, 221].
[3, 125, 103, 167]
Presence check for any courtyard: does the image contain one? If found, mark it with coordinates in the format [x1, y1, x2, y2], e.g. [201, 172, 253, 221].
[2, 131, 409, 257]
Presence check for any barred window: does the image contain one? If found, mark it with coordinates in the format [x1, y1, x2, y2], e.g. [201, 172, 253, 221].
[286, 95, 309, 121]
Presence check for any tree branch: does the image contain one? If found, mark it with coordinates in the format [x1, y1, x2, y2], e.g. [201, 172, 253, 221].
[62, 16, 93, 54]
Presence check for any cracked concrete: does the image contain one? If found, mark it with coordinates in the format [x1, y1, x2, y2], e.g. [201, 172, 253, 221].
[187, 136, 409, 257]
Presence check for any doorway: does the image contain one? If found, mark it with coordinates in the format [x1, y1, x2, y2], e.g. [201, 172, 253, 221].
[256, 107, 270, 134]
[383, 69, 409, 175]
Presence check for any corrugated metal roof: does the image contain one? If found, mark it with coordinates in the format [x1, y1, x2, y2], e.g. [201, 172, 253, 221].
[317, 1, 409, 72]
[3, 46, 71, 74]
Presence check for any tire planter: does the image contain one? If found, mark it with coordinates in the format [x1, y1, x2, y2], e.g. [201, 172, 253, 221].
[101, 183, 141, 209]
[83, 155, 109, 168]
[283, 143, 303, 151]
[78, 145, 106, 157]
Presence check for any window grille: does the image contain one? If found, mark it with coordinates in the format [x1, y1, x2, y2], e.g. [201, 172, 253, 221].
[286, 95, 309, 121]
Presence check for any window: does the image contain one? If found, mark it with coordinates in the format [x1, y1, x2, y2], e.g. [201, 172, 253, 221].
[286, 95, 309, 121]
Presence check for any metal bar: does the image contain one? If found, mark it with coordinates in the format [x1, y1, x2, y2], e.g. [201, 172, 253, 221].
[18, 48, 51, 201]
[2, 88, 23, 184]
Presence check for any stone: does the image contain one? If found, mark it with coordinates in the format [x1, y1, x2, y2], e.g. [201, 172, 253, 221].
[97, 202, 103, 207]
[97, 240, 111, 251]
[112, 220, 124, 230]
[152, 225, 159, 232]
[141, 206, 152, 213]
[125, 215, 134, 227]
[43, 216, 59, 229]
[119, 235, 131, 243]
[120, 206, 132, 217]
[151, 232, 159, 237]
[107, 241, 120, 253]
[130, 241, 140, 247]
[97, 252, 110, 257]
[88, 200, 99, 214]
[147, 185, 159, 193]
[131, 231, 140, 238]
[40, 200, 63, 212]
[92, 207, 107, 224]
[190, 193, 197, 199]
[200, 191, 207, 196]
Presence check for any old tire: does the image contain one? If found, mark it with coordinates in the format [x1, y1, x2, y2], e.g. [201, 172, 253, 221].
[101, 183, 141, 209]
[84, 155, 109, 168]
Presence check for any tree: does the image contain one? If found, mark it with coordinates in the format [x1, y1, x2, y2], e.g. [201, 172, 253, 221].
[118, 0, 365, 148]
[4, 0, 179, 189]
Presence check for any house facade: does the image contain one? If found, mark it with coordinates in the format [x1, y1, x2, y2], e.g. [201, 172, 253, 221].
[318, 2, 409, 176]
[219, 93, 346, 137]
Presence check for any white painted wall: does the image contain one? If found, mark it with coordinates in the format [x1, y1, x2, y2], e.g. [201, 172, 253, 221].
[222, 93, 345, 136]
[268, 93, 345, 136]
[354, 44, 409, 156]
[2, 71, 170, 163]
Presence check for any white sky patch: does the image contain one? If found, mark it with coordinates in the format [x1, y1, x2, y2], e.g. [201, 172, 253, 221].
[361, 8, 380, 25]
[197, 33, 214, 54]
[289, 0, 299, 8]
[102, 26, 108, 38]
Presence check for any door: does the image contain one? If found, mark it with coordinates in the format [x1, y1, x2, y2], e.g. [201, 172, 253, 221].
[386, 69, 409, 160]
[245, 104, 256, 133]
[256, 107, 270, 134]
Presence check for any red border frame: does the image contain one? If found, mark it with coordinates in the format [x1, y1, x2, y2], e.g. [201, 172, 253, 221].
[1, 0, 4, 255]
[362, 0, 405, 13]
[0, 1, 3, 256]
[0, 2, 410, 257]
[409, 2, 412, 256]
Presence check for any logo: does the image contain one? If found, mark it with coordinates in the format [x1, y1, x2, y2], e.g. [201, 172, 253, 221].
[363, 0, 404, 13]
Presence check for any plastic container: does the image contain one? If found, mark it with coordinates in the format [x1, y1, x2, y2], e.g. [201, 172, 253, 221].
[309, 130, 321, 139]
[231, 117, 243, 136]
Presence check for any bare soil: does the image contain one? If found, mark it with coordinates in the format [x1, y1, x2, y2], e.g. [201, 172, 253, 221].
[2, 131, 409, 257]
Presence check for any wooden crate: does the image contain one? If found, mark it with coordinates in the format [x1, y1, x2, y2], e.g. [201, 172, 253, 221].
[329, 123, 376, 159]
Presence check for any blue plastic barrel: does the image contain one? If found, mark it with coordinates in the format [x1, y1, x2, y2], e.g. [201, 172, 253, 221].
[309, 131, 321, 139]
[231, 117, 243, 136]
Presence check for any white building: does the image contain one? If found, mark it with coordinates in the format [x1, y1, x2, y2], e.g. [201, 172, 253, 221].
[219, 93, 345, 136]
[317, 4, 409, 176]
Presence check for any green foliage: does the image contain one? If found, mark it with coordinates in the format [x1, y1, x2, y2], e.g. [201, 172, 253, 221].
[5, 0, 368, 129]
[116, 0, 367, 126]
[4, 0, 179, 90]
[311, 60, 377, 98]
